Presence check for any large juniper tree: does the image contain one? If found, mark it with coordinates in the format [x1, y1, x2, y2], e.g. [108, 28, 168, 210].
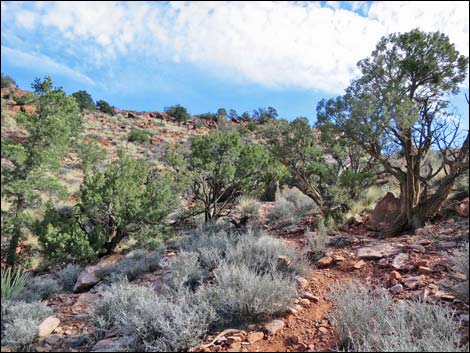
[1, 76, 81, 265]
[317, 30, 469, 235]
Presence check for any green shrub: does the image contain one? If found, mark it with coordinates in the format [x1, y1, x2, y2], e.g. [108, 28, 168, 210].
[96, 99, 114, 115]
[72, 90, 95, 112]
[329, 281, 467, 352]
[56, 264, 82, 292]
[164, 104, 190, 124]
[128, 129, 151, 143]
[1, 267, 29, 301]
[38, 153, 179, 262]
[1, 73, 16, 88]
[1, 300, 52, 352]
[13, 93, 36, 106]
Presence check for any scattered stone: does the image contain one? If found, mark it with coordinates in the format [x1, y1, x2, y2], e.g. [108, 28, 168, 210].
[391, 253, 409, 271]
[455, 197, 469, 217]
[352, 214, 363, 224]
[44, 334, 61, 346]
[332, 255, 345, 262]
[299, 298, 310, 306]
[37, 317, 60, 339]
[353, 260, 366, 269]
[439, 241, 457, 249]
[409, 244, 426, 253]
[378, 258, 389, 268]
[288, 335, 300, 345]
[419, 289, 430, 301]
[418, 266, 433, 274]
[317, 256, 333, 268]
[247, 332, 264, 344]
[404, 275, 425, 290]
[264, 320, 285, 336]
[318, 327, 328, 334]
[91, 336, 137, 352]
[415, 239, 431, 247]
[415, 259, 429, 267]
[434, 291, 455, 301]
[302, 292, 319, 303]
[390, 270, 402, 281]
[227, 336, 242, 345]
[357, 243, 402, 260]
[390, 284, 403, 294]
[294, 276, 308, 289]
[246, 324, 257, 332]
[72, 292, 99, 312]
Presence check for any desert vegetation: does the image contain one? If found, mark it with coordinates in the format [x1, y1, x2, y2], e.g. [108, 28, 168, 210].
[1, 28, 469, 353]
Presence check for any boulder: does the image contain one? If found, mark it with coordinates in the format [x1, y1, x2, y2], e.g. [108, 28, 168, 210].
[74, 254, 123, 292]
[247, 332, 264, 344]
[37, 317, 60, 339]
[370, 192, 401, 231]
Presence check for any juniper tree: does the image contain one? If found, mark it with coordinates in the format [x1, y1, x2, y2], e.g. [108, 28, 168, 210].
[187, 131, 270, 222]
[317, 29, 469, 235]
[1, 76, 81, 265]
[37, 152, 179, 261]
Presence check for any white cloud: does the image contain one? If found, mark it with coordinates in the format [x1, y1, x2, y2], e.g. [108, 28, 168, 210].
[2, 1, 469, 93]
[1, 46, 96, 86]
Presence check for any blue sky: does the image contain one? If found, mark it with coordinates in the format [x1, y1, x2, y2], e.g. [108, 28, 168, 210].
[1, 1, 469, 128]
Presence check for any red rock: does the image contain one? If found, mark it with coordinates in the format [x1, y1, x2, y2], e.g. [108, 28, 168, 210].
[409, 244, 426, 253]
[390, 284, 403, 294]
[456, 198, 469, 217]
[415, 259, 429, 267]
[370, 192, 401, 231]
[391, 253, 409, 271]
[332, 255, 345, 262]
[317, 256, 333, 268]
[404, 275, 425, 289]
[294, 276, 308, 289]
[264, 320, 285, 336]
[353, 260, 366, 269]
[247, 332, 264, 344]
[302, 292, 319, 303]
[418, 266, 433, 274]
[74, 254, 123, 292]
[415, 239, 431, 247]
[288, 335, 300, 345]
[390, 271, 402, 281]
[318, 327, 328, 334]
[378, 258, 389, 268]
